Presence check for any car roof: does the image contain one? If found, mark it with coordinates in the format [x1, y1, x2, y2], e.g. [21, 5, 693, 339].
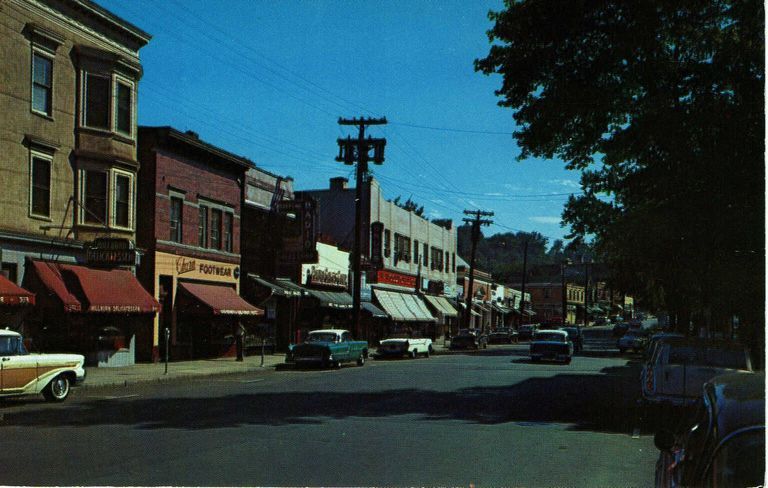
[309, 329, 347, 335]
[0, 329, 21, 337]
[535, 329, 568, 336]
[706, 372, 765, 437]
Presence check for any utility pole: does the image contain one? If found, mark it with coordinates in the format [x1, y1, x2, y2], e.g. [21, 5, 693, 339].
[336, 116, 387, 339]
[561, 261, 568, 325]
[462, 209, 493, 331]
[518, 239, 528, 325]
[583, 260, 590, 326]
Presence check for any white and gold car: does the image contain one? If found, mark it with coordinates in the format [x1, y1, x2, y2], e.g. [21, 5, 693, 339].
[0, 329, 85, 402]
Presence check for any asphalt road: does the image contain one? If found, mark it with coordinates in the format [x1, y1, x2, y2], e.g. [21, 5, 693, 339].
[0, 327, 658, 487]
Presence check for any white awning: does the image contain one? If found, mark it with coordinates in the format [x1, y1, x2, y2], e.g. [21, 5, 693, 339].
[374, 289, 436, 322]
[423, 295, 459, 318]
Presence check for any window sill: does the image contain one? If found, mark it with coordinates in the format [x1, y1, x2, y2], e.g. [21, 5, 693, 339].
[29, 213, 53, 223]
[77, 126, 135, 145]
[31, 109, 54, 121]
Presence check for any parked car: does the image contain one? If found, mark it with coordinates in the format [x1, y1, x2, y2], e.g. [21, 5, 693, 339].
[654, 372, 764, 487]
[641, 338, 752, 407]
[0, 329, 86, 402]
[562, 326, 584, 353]
[376, 337, 433, 359]
[487, 328, 517, 344]
[285, 329, 368, 368]
[617, 329, 649, 353]
[449, 329, 487, 350]
[612, 322, 629, 337]
[530, 329, 573, 364]
[518, 324, 538, 341]
[643, 332, 685, 361]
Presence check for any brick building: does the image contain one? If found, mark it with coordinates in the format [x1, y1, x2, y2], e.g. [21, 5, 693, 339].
[1, 0, 159, 366]
[136, 127, 262, 361]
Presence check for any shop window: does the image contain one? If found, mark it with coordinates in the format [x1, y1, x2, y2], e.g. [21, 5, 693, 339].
[115, 80, 132, 136]
[113, 172, 132, 228]
[83, 170, 107, 224]
[84, 73, 110, 129]
[198, 206, 208, 248]
[31, 52, 53, 116]
[30, 153, 51, 218]
[210, 209, 222, 249]
[170, 197, 183, 243]
[223, 212, 233, 252]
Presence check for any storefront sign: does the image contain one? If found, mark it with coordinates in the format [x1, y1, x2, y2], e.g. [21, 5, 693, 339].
[172, 256, 239, 281]
[86, 238, 136, 267]
[376, 269, 416, 289]
[306, 266, 348, 288]
[278, 198, 318, 263]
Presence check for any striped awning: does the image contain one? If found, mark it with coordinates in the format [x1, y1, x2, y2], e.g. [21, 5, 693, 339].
[305, 289, 353, 309]
[423, 295, 458, 318]
[373, 289, 436, 322]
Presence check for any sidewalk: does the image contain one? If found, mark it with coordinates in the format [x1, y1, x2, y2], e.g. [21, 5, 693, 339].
[82, 341, 456, 389]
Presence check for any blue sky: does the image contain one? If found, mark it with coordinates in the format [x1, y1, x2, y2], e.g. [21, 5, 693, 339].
[97, 0, 581, 243]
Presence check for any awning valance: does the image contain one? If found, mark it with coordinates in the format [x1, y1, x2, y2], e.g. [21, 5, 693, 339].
[361, 301, 387, 318]
[458, 302, 481, 317]
[374, 289, 436, 322]
[423, 295, 458, 318]
[473, 301, 490, 313]
[28, 260, 158, 313]
[492, 303, 511, 314]
[180, 282, 263, 316]
[305, 289, 353, 309]
[0, 274, 35, 306]
[248, 274, 303, 297]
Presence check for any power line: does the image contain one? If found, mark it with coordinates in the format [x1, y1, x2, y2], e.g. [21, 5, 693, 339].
[390, 121, 515, 135]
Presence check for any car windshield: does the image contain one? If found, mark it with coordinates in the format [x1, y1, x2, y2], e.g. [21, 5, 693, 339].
[535, 332, 565, 342]
[307, 333, 338, 343]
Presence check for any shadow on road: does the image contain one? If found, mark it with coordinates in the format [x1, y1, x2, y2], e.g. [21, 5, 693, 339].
[3, 362, 645, 435]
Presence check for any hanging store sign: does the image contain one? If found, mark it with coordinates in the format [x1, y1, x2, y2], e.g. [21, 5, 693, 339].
[370, 222, 383, 268]
[85, 238, 136, 267]
[375, 269, 416, 289]
[278, 198, 318, 263]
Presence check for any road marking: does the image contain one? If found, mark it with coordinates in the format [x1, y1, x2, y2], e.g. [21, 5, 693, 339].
[240, 379, 264, 384]
[632, 427, 641, 439]
[88, 394, 140, 400]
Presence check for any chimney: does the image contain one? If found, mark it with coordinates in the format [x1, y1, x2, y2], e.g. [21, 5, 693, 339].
[330, 177, 348, 191]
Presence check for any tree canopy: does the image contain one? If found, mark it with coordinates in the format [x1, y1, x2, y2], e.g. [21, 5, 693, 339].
[476, 0, 764, 350]
[392, 196, 425, 217]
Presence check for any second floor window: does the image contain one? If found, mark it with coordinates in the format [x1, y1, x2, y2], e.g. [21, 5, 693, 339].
[30, 155, 51, 217]
[83, 170, 107, 224]
[84, 73, 110, 129]
[413, 240, 419, 264]
[223, 212, 233, 252]
[198, 206, 208, 248]
[114, 174, 130, 228]
[423, 243, 428, 267]
[384, 229, 391, 257]
[170, 197, 183, 243]
[210, 209, 222, 249]
[115, 81, 132, 135]
[32, 53, 52, 116]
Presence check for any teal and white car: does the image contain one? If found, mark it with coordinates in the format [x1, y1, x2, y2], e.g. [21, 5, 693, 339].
[286, 329, 368, 368]
[0, 329, 85, 402]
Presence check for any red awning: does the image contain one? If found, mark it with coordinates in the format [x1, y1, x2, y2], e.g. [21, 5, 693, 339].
[28, 260, 158, 314]
[179, 282, 263, 316]
[0, 274, 35, 306]
[28, 260, 81, 312]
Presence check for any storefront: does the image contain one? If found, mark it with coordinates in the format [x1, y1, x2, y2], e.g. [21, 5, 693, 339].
[22, 259, 159, 366]
[423, 294, 459, 338]
[298, 244, 354, 339]
[0, 274, 35, 331]
[151, 251, 262, 360]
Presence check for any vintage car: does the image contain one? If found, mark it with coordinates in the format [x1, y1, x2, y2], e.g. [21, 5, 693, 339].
[654, 372, 764, 487]
[0, 329, 85, 402]
[517, 324, 539, 341]
[285, 329, 368, 368]
[617, 329, 649, 353]
[449, 329, 487, 350]
[529, 329, 573, 364]
[487, 328, 517, 344]
[641, 338, 752, 407]
[375, 337, 433, 359]
[562, 326, 584, 353]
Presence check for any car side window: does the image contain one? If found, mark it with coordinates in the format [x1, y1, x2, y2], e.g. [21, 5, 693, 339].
[0, 337, 18, 356]
[341, 333, 350, 342]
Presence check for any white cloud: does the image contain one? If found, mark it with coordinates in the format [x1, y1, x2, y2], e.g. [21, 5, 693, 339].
[529, 216, 562, 225]
[548, 178, 580, 189]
